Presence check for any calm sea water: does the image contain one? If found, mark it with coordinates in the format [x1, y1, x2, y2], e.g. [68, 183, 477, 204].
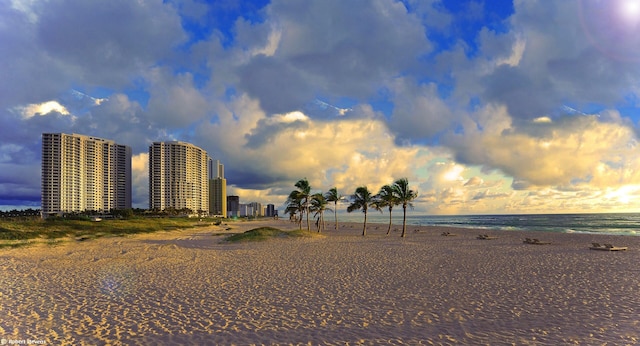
[336, 213, 640, 236]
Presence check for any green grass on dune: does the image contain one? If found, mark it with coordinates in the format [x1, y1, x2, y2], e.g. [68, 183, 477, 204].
[0, 217, 220, 243]
[225, 227, 319, 242]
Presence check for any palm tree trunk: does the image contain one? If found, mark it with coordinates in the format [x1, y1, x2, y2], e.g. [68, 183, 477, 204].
[305, 201, 310, 231]
[386, 207, 392, 235]
[334, 201, 338, 230]
[401, 204, 407, 237]
[362, 210, 367, 236]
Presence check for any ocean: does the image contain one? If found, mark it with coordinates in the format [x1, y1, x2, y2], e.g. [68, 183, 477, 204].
[335, 212, 640, 236]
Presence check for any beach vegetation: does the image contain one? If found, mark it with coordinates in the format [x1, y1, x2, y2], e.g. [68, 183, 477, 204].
[393, 178, 418, 237]
[294, 178, 312, 231]
[285, 178, 312, 230]
[0, 217, 226, 247]
[284, 192, 304, 229]
[347, 186, 380, 236]
[224, 227, 318, 242]
[325, 187, 343, 231]
[310, 193, 331, 232]
[376, 184, 400, 235]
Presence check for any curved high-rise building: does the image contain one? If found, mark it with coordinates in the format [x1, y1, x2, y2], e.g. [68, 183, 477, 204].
[149, 141, 210, 215]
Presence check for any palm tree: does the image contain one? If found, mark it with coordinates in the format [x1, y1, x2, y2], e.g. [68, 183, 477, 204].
[284, 190, 304, 229]
[393, 178, 418, 238]
[325, 187, 343, 230]
[347, 186, 378, 236]
[310, 193, 331, 232]
[285, 190, 304, 229]
[294, 178, 312, 231]
[377, 184, 399, 235]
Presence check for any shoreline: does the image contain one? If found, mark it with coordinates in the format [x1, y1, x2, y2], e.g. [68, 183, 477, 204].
[1, 218, 638, 344]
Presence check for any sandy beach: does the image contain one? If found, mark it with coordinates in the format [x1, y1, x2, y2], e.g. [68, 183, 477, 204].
[1, 219, 638, 345]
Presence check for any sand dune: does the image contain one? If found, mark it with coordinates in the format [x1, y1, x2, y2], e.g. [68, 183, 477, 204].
[1, 219, 638, 345]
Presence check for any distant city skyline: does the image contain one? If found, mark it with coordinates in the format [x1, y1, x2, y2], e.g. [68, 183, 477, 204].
[3, 1, 640, 214]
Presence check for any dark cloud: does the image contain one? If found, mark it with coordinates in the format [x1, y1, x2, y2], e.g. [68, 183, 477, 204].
[244, 118, 308, 149]
[37, 0, 186, 87]
[236, 0, 431, 114]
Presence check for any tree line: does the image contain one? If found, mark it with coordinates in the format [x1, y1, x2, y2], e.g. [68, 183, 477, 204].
[284, 178, 418, 237]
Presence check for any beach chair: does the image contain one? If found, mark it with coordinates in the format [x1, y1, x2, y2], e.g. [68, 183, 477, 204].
[590, 243, 627, 251]
[604, 244, 628, 251]
[532, 238, 550, 245]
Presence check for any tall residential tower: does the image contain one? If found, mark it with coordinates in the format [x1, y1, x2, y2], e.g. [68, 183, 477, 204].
[41, 133, 131, 217]
[209, 159, 227, 217]
[149, 141, 210, 214]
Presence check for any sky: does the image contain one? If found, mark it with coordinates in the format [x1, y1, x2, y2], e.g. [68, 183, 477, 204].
[2, 0, 640, 214]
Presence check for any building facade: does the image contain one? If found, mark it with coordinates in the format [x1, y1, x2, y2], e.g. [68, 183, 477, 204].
[41, 133, 131, 217]
[227, 195, 240, 217]
[149, 141, 209, 215]
[208, 159, 227, 217]
[266, 204, 276, 217]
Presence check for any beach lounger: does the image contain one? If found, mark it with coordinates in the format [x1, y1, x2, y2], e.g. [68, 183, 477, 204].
[441, 232, 457, 236]
[477, 234, 497, 240]
[589, 243, 627, 251]
[523, 238, 551, 245]
[604, 244, 627, 251]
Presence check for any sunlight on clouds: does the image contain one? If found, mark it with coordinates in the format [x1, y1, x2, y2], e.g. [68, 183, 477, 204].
[15, 101, 70, 119]
[132, 152, 148, 172]
[195, 95, 426, 204]
[457, 104, 640, 189]
[604, 185, 640, 204]
[443, 164, 465, 182]
[497, 36, 525, 67]
[131, 153, 149, 207]
[253, 28, 282, 57]
[533, 116, 552, 123]
[271, 111, 308, 123]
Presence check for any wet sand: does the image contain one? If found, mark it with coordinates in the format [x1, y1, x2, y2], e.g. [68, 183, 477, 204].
[1, 219, 638, 345]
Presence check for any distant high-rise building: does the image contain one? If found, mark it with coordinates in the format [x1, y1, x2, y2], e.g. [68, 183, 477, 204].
[209, 158, 227, 217]
[227, 195, 239, 217]
[208, 159, 224, 180]
[149, 141, 209, 215]
[266, 204, 276, 217]
[41, 133, 131, 217]
[248, 201, 263, 217]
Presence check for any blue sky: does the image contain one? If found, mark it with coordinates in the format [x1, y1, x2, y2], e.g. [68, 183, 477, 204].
[2, 0, 640, 214]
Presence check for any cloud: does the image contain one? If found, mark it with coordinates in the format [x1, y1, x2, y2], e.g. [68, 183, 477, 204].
[465, 1, 640, 120]
[447, 103, 640, 190]
[131, 153, 149, 208]
[14, 100, 70, 119]
[145, 68, 210, 128]
[388, 79, 456, 144]
[193, 94, 427, 205]
[2, 0, 640, 214]
[235, 0, 431, 114]
[0, 0, 186, 110]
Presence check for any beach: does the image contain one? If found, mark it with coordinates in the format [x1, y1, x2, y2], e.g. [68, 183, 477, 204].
[1, 219, 638, 345]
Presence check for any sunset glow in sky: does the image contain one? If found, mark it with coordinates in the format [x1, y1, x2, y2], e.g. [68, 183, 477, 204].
[2, 0, 640, 214]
